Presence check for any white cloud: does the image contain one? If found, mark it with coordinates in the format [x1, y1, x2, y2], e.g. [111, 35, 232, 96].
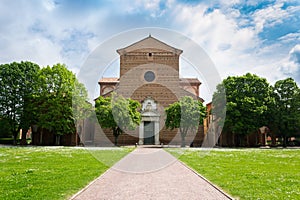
[1, 35, 61, 66]
[43, 0, 56, 11]
[0, 1, 62, 66]
[274, 44, 300, 83]
[170, 0, 300, 88]
[173, 4, 260, 78]
[278, 31, 300, 43]
[290, 44, 300, 63]
[116, 0, 172, 18]
[252, 1, 300, 33]
[1, 0, 299, 89]
[0, 0, 108, 70]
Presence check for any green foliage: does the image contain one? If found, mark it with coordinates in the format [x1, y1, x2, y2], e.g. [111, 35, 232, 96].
[95, 93, 141, 145]
[33, 64, 90, 138]
[0, 117, 13, 138]
[165, 96, 206, 147]
[72, 80, 93, 123]
[0, 62, 90, 145]
[211, 83, 227, 128]
[0, 61, 40, 144]
[213, 73, 272, 142]
[38, 64, 76, 135]
[213, 74, 300, 146]
[95, 96, 116, 129]
[268, 78, 300, 145]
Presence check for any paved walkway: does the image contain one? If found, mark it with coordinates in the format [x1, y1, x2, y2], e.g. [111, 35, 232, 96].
[71, 148, 233, 200]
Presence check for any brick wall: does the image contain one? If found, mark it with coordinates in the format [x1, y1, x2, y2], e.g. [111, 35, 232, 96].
[93, 36, 204, 146]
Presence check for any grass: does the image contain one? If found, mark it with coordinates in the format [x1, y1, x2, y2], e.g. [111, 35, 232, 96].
[167, 148, 300, 200]
[0, 146, 133, 200]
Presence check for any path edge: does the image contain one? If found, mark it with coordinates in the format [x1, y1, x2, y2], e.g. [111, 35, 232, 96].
[176, 158, 235, 200]
[69, 168, 111, 200]
[69, 147, 136, 199]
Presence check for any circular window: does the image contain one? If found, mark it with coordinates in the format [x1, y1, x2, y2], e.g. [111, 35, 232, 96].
[144, 71, 155, 82]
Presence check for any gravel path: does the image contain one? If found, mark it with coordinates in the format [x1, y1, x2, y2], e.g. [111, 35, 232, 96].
[71, 148, 233, 200]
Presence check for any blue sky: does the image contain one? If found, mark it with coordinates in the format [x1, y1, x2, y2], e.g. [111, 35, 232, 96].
[1, 0, 300, 101]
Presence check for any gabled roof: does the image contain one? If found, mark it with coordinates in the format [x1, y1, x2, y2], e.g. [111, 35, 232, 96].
[117, 35, 183, 55]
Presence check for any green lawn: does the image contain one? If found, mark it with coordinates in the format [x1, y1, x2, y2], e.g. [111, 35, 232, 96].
[0, 147, 132, 200]
[168, 148, 300, 200]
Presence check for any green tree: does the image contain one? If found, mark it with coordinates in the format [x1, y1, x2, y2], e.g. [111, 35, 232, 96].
[0, 62, 88, 145]
[263, 86, 279, 146]
[271, 78, 300, 146]
[0, 61, 40, 145]
[72, 79, 93, 133]
[19, 62, 40, 144]
[0, 63, 18, 143]
[165, 96, 206, 147]
[212, 73, 272, 146]
[33, 64, 89, 145]
[0, 117, 13, 138]
[95, 93, 141, 146]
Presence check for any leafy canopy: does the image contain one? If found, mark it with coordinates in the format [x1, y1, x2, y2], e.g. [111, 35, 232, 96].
[32, 63, 89, 136]
[95, 93, 141, 144]
[213, 73, 272, 135]
[165, 96, 206, 139]
[0, 61, 40, 143]
[271, 78, 300, 139]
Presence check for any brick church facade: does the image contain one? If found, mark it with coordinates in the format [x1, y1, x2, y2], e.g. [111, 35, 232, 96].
[86, 35, 205, 146]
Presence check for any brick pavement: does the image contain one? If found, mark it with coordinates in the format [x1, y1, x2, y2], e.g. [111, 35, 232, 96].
[70, 147, 233, 200]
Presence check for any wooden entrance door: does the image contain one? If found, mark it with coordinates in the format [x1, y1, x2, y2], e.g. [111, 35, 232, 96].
[144, 121, 154, 145]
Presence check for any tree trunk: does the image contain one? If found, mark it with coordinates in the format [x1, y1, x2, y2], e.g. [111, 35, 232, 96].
[20, 128, 28, 145]
[246, 134, 250, 147]
[237, 135, 240, 147]
[113, 128, 119, 146]
[271, 133, 276, 146]
[31, 132, 35, 145]
[237, 135, 241, 147]
[12, 133, 17, 145]
[55, 135, 61, 146]
[219, 131, 223, 147]
[240, 135, 245, 147]
[255, 131, 258, 146]
[181, 133, 186, 147]
[114, 135, 118, 146]
[40, 130, 43, 145]
[283, 136, 288, 147]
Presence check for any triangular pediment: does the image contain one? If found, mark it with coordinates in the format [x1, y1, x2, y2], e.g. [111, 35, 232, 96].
[117, 35, 182, 55]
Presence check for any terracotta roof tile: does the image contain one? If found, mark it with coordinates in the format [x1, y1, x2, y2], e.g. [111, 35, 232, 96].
[98, 77, 119, 83]
[180, 78, 201, 84]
